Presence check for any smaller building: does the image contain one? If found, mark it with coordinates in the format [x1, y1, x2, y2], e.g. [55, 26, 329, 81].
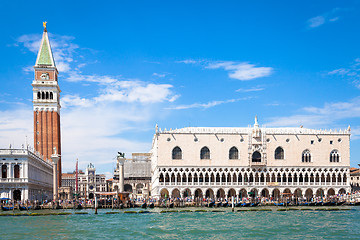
[0, 148, 53, 201]
[113, 153, 151, 199]
[350, 167, 360, 191]
[61, 163, 106, 199]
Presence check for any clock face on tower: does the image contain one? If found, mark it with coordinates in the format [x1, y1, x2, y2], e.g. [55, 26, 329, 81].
[40, 72, 49, 80]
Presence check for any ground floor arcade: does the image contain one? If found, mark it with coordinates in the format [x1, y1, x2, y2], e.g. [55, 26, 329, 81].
[158, 186, 349, 201]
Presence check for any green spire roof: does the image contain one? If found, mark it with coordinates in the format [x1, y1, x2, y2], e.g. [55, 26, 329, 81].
[35, 30, 56, 67]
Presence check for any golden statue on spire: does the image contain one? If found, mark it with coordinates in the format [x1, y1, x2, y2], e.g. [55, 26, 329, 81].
[43, 21, 47, 29]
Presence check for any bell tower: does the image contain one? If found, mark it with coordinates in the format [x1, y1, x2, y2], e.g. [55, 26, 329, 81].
[32, 22, 62, 186]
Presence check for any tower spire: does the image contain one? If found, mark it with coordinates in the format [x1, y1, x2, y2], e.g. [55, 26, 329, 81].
[35, 22, 55, 68]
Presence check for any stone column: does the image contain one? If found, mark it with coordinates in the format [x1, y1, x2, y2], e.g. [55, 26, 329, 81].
[118, 159, 124, 192]
[51, 151, 60, 201]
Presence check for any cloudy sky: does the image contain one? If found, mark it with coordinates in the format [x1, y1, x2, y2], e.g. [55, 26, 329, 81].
[1, 1, 360, 177]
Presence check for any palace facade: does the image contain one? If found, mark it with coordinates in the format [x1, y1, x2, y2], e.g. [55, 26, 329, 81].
[150, 118, 351, 200]
[0, 148, 53, 201]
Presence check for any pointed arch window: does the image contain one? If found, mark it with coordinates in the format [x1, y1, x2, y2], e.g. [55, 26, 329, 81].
[302, 150, 311, 162]
[41, 92, 45, 99]
[45, 92, 49, 99]
[252, 151, 261, 162]
[229, 147, 239, 159]
[330, 150, 340, 162]
[275, 147, 284, 160]
[200, 147, 210, 159]
[172, 147, 182, 160]
[37, 92, 41, 99]
[50, 92, 53, 100]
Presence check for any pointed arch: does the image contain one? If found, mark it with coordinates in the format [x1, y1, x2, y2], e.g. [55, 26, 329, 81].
[200, 147, 210, 159]
[330, 150, 340, 162]
[252, 151, 261, 162]
[302, 149, 311, 162]
[229, 146, 239, 159]
[172, 146, 182, 159]
[275, 147, 284, 160]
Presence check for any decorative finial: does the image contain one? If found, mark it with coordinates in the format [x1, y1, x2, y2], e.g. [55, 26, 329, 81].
[348, 125, 351, 132]
[43, 21, 47, 31]
[155, 124, 158, 133]
[254, 115, 259, 128]
[53, 146, 57, 155]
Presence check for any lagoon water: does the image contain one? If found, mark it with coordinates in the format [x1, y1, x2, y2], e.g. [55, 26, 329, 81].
[2, 207, 360, 239]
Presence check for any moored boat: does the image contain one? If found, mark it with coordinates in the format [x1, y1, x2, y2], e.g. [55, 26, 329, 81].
[1, 206, 14, 211]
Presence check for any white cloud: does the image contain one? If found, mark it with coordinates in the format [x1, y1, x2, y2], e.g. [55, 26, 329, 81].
[236, 87, 265, 92]
[328, 58, 360, 88]
[266, 98, 360, 129]
[168, 97, 250, 110]
[152, 73, 166, 78]
[308, 16, 326, 28]
[206, 61, 273, 81]
[176, 59, 197, 64]
[0, 108, 33, 149]
[307, 8, 342, 29]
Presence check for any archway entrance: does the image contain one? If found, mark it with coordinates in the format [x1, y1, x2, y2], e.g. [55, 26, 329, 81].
[124, 184, 133, 193]
[316, 189, 324, 198]
[13, 190, 21, 201]
[327, 188, 335, 196]
[205, 189, 214, 199]
[305, 189, 313, 201]
[88, 193, 94, 199]
[182, 188, 191, 198]
[172, 189, 180, 198]
[294, 188, 302, 198]
[194, 189, 203, 198]
[228, 189, 236, 198]
[239, 189, 247, 199]
[249, 188, 258, 198]
[261, 188, 269, 198]
[160, 189, 169, 198]
[216, 189, 225, 199]
[272, 189, 280, 200]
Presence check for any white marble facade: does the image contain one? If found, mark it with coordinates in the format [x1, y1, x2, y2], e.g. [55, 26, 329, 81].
[0, 148, 53, 201]
[151, 118, 351, 199]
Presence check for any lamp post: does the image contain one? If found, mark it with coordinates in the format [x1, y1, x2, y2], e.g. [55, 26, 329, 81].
[51, 147, 60, 206]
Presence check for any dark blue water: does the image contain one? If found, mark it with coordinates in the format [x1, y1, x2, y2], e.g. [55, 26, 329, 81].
[2, 207, 360, 239]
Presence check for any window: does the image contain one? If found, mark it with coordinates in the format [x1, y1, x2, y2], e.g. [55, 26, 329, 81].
[330, 150, 340, 162]
[229, 147, 239, 159]
[330, 140, 333, 144]
[311, 140, 314, 144]
[172, 147, 182, 160]
[252, 151, 261, 162]
[275, 147, 284, 160]
[37, 92, 41, 99]
[50, 92, 53, 100]
[14, 165, 20, 178]
[302, 150, 311, 162]
[200, 147, 210, 159]
[2, 165, 7, 178]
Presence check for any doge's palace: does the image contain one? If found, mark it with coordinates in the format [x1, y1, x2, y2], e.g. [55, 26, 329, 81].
[150, 117, 351, 200]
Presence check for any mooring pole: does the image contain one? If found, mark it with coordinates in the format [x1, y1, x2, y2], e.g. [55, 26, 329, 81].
[232, 196, 234, 212]
[95, 196, 98, 214]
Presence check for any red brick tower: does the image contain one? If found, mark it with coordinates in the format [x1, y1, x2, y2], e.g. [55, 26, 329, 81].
[32, 23, 62, 186]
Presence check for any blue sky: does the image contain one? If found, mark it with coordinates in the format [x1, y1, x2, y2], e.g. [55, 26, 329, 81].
[1, 1, 360, 176]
